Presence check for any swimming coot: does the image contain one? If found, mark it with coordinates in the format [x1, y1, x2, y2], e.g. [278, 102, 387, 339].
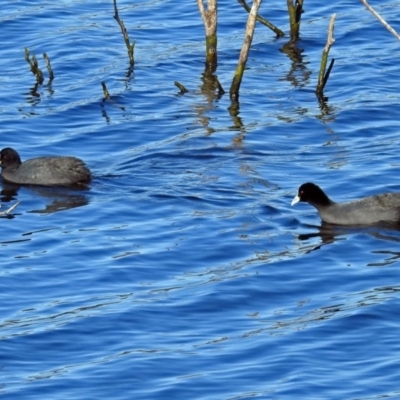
[291, 182, 400, 225]
[0, 147, 91, 187]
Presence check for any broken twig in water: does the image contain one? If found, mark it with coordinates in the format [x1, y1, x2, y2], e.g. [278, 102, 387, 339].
[238, 0, 284, 38]
[101, 81, 110, 100]
[0, 201, 20, 216]
[230, 0, 262, 101]
[113, 0, 135, 65]
[174, 81, 189, 94]
[316, 14, 336, 100]
[43, 53, 54, 81]
[360, 0, 400, 40]
[24, 48, 44, 84]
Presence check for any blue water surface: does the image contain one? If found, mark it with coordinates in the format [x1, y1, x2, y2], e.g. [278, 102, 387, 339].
[1, 0, 400, 399]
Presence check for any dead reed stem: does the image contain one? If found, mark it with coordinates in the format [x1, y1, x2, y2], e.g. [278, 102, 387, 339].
[230, 0, 262, 101]
[360, 0, 400, 40]
[197, 0, 218, 71]
[316, 14, 336, 99]
[113, 0, 135, 65]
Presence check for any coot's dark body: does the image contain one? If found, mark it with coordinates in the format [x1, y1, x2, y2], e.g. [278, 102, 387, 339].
[0, 147, 91, 187]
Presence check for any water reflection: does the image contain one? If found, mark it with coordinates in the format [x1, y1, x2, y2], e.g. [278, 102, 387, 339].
[269, 284, 400, 334]
[297, 222, 400, 254]
[0, 182, 89, 214]
[280, 41, 310, 89]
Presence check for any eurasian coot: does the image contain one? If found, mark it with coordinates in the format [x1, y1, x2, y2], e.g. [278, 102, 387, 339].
[0, 147, 91, 187]
[291, 182, 400, 225]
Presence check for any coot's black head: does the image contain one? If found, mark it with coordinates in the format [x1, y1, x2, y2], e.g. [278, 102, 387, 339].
[292, 182, 332, 207]
[0, 148, 22, 169]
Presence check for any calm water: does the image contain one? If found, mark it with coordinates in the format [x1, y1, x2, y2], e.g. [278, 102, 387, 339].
[1, 0, 400, 399]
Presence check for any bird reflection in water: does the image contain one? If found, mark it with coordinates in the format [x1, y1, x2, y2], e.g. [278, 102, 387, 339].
[0, 182, 89, 214]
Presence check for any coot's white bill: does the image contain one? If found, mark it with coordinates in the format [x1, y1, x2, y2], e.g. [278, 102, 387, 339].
[291, 195, 300, 206]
